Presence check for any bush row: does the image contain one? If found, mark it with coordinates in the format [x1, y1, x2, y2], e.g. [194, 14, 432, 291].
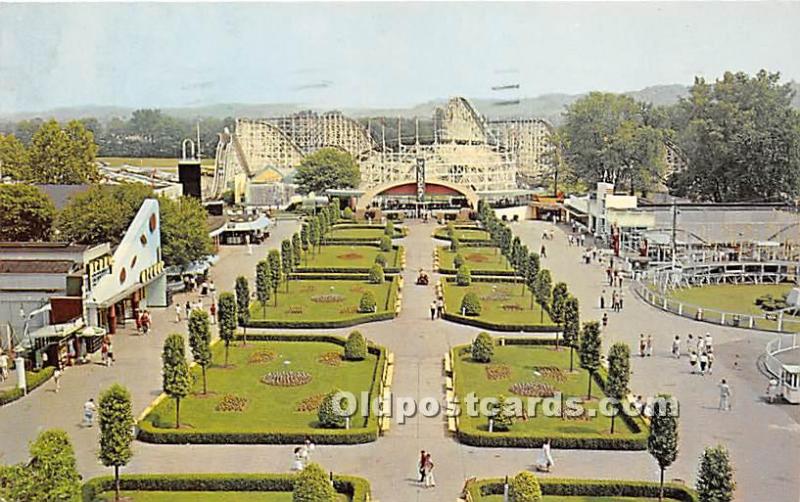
[468, 477, 697, 501]
[294, 266, 402, 274]
[0, 367, 55, 406]
[82, 473, 371, 502]
[438, 267, 518, 277]
[441, 311, 561, 333]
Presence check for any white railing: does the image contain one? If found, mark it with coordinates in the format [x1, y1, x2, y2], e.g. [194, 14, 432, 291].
[765, 333, 800, 380]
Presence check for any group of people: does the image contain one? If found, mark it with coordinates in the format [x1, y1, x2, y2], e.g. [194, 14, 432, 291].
[638, 334, 654, 357]
[134, 309, 153, 335]
[291, 437, 317, 471]
[429, 297, 445, 320]
[416, 450, 436, 488]
[100, 335, 115, 367]
[671, 333, 716, 376]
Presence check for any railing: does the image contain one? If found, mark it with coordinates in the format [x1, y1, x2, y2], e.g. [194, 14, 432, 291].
[764, 333, 800, 381]
[633, 282, 800, 334]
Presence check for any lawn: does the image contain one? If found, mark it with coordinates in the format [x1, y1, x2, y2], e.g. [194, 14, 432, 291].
[248, 278, 398, 324]
[479, 496, 679, 501]
[301, 245, 400, 270]
[95, 491, 348, 501]
[438, 246, 513, 273]
[142, 341, 378, 433]
[98, 156, 215, 168]
[434, 227, 491, 241]
[442, 280, 556, 329]
[327, 225, 403, 241]
[666, 283, 799, 332]
[453, 344, 641, 438]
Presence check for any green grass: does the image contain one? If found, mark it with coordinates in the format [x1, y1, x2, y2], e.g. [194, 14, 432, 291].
[143, 341, 378, 432]
[249, 279, 396, 322]
[327, 227, 398, 240]
[480, 496, 679, 501]
[302, 245, 400, 269]
[453, 344, 638, 437]
[98, 157, 215, 168]
[442, 281, 555, 327]
[434, 227, 491, 241]
[439, 246, 512, 272]
[666, 283, 799, 332]
[95, 492, 350, 501]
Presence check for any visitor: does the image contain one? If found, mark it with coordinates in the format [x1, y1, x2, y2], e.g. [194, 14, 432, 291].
[602, 312, 608, 328]
[599, 291, 605, 310]
[418, 450, 426, 482]
[718, 379, 732, 411]
[142, 311, 151, 334]
[135, 310, 142, 334]
[699, 352, 708, 375]
[304, 436, 315, 458]
[292, 447, 305, 471]
[436, 298, 444, 318]
[689, 351, 698, 374]
[83, 398, 97, 427]
[686, 334, 694, 357]
[639, 335, 646, 358]
[185, 300, 191, 315]
[537, 439, 554, 472]
[53, 364, 62, 393]
[540, 244, 547, 258]
[0, 351, 8, 382]
[705, 333, 713, 352]
[611, 291, 619, 312]
[201, 280, 209, 296]
[100, 339, 109, 366]
[707, 352, 715, 374]
[766, 379, 779, 403]
[106, 340, 115, 367]
[430, 301, 437, 321]
[175, 303, 183, 323]
[646, 335, 653, 357]
[672, 336, 681, 359]
[423, 453, 435, 488]
[210, 302, 217, 324]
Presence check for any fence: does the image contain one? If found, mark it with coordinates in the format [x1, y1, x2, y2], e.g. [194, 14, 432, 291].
[764, 333, 800, 381]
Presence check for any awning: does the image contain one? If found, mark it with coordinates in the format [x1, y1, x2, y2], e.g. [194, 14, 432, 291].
[225, 215, 271, 232]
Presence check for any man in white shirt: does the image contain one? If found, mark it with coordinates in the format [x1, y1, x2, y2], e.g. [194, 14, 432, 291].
[0, 352, 9, 382]
[83, 398, 97, 427]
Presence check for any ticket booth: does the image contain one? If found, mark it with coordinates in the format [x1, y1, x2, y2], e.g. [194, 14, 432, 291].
[781, 364, 800, 404]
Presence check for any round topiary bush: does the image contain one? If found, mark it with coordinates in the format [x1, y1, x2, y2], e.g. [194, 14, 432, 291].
[342, 207, 354, 219]
[379, 236, 392, 252]
[293, 462, 337, 502]
[368, 264, 385, 284]
[456, 265, 472, 286]
[374, 253, 387, 268]
[384, 220, 395, 236]
[358, 291, 377, 313]
[471, 331, 494, 363]
[509, 471, 542, 502]
[454, 253, 465, 269]
[461, 292, 482, 316]
[318, 390, 349, 429]
[344, 330, 367, 360]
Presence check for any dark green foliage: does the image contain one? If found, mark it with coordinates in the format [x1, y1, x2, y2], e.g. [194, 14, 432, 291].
[293, 463, 337, 502]
[562, 295, 581, 371]
[526, 252, 540, 300]
[217, 292, 237, 366]
[368, 264, 385, 284]
[358, 291, 377, 313]
[318, 390, 348, 429]
[268, 249, 282, 305]
[450, 235, 461, 252]
[579, 321, 602, 399]
[490, 395, 514, 432]
[0, 367, 54, 406]
[461, 292, 482, 316]
[235, 276, 251, 328]
[551, 282, 569, 324]
[533, 269, 553, 322]
[344, 331, 367, 361]
[27, 119, 99, 184]
[162, 334, 191, 428]
[98, 384, 135, 500]
[374, 253, 387, 268]
[188, 309, 212, 394]
[606, 343, 631, 434]
[295, 147, 360, 194]
[465, 478, 697, 501]
[456, 265, 472, 286]
[648, 395, 680, 500]
[384, 220, 394, 236]
[509, 471, 543, 502]
[453, 253, 465, 269]
[256, 260, 271, 314]
[471, 332, 494, 363]
[379, 235, 392, 252]
[159, 196, 214, 268]
[696, 445, 735, 502]
[281, 239, 294, 276]
[292, 233, 303, 267]
[0, 184, 55, 241]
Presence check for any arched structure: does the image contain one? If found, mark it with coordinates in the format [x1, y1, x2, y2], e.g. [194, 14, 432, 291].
[356, 179, 479, 211]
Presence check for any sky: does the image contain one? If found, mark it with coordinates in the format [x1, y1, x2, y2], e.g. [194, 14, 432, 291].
[1, 2, 799, 114]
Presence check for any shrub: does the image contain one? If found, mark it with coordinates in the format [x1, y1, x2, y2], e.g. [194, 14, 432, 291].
[293, 463, 337, 502]
[509, 471, 542, 502]
[461, 292, 482, 316]
[456, 265, 472, 286]
[374, 253, 387, 268]
[342, 207, 354, 219]
[451, 235, 461, 252]
[454, 253, 465, 269]
[358, 291, 377, 313]
[379, 236, 392, 252]
[318, 390, 348, 429]
[344, 331, 367, 361]
[384, 221, 394, 236]
[471, 332, 494, 362]
[490, 394, 514, 431]
[368, 264, 385, 284]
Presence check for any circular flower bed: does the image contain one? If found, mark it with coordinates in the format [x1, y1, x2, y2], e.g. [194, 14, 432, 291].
[262, 371, 313, 387]
[509, 381, 557, 397]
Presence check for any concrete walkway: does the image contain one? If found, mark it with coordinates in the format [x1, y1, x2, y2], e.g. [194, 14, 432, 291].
[1, 219, 798, 502]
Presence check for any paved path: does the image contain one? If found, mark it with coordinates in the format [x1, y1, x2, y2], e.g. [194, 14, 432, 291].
[1, 219, 798, 502]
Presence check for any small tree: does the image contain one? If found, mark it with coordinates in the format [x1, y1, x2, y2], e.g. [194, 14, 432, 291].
[344, 330, 367, 360]
[217, 292, 237, 366]
[648, 395, 679, 501]
[308, 219, 319, 255]
[453, 253, 465, 269]
[456, 265, 472, 286]
[696, 445, 735, 502]
[551, 282, 569, 325]
[579, 321, 602, 399]
[292, 233, 302, 267]
[446, 222, 455, 238]
[461, 292, 482, 316]
[293, 462, 337, 502]
[490, 394, 515, 431]
[301, 224, 311, 263]
[509, 471, 542, 502]
[4, 429, 81, 502]
[268, 249, 282, 306]
[318, 390, 348, 428]
[533, 269, 553, 323]
[358, 291, 377, 313]
[526, 252, 540, 301]
[188, 309, 212, 394]
[329, 197, 340, 223]
[235, 275, 251, 345]
[374, 253, 387, 268]
[379, 235, 392, 252]
[256, 260, 270, 316]
[516, 246, 529, 293]
[98, 384, 134, 501]
[562, 296, 581, 371]
[368, 264, 385, 284]
[471, 331, 494, 363]
[606, 342, 631, 434]
[162, 333, 191, 428]
[450, 234, 461, 252]
[385, 220, 395, 236]
[281, 239, 294, 288]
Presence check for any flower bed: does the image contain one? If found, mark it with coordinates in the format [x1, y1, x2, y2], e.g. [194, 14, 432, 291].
[465, 477, 696, 501]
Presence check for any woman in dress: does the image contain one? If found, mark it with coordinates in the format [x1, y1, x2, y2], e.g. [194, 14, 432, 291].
[538, 439, 554, 472]
[423, 453, 435, 488]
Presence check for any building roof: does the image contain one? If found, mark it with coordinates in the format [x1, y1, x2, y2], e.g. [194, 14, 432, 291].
[0, 259, 75, 274]
[0, 242, 89, 251]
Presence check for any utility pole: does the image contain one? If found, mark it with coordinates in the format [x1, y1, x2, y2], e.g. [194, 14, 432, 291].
[671, 199, 678, 270]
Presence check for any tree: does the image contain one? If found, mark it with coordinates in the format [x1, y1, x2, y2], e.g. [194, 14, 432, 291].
[471, 332, 494, 363]
[379, 235, 392, 252]
[255, 260, 271, 316]
[453, 253, 465, 269]
[0, 133, 29, 180]
[0, 184, 55, 241]
[308, 219, 319, 256]
[606, 343, 631, 434]
[188, 309, 212, 394]
[368, 263, 385, 284]
[671, 70, 800, 202]
[295, 147, 361, 194]
[162, 333, 191, 428]
[98, 384, 135, 501]
[268, 249, 282, 306]
[235, 276, 251, 345]
[509, 471, 542, 502]
[696, 445, 736, 502]
[374, 253, 387, 268]
[525, 252, 540, 300]
[385, 220, 395, 236]
[318, 390, 348, 429]
[344, 330, 367, 360]
[358, 291, 377, 313]
[533, 269, 553, 323]
[159, 196, 214, 269]
[551, 282, 569, 325]
[489, 394, 514, 431]
[292, 462, 337, 502]
[217, 292, 237, 366]
[329, 197, 340, 223]
[27, 119, 99, 184]
[343, 206, 353, 219]
[579, 321, 602, 399]
[456, 265, 472, 286]
[301, 223, 311, 263]
[562, 296, 581, 371]
[292, 233, 302, 267]
[648, 395, 679, 501]
[0, 429, 81, 502]
[461, 292, 482, 316]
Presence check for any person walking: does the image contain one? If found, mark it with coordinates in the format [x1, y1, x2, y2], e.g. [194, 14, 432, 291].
[646, 335, 653, 357]
[639, 335, 646, 358]
[417, 450, 427, 482]
[540, 244, 547, 258]
[611, 291, 619, 312]
[707, 352, 715, 374]
[100, 339, 109, 366]
[135, 310, 142, 335]
[53, 365, 62, 393]
[618, 290, 624, 310]
[175, 303, 183, 323]
[689, 351, 698, 374]
[142, 310, 151, 334]
[599, 291, 605, 310]
[0, 351, 8, 382]
[699, 352, 708, 375]
[537, 439, 554, 472]
[686, 334, 694, 357]
[672, 336, 681, 359]
[423, 453, 435, 488]
[210, 302, 217, 324]
[430, 301, 437, 321]
[292, 447, 305, 471]
[106, 340, 114, 367]
[602, 312, 608, 328]
[83, 398, 97, 427]
[436, 298, 444, 318]
[718, 379, 732, 411]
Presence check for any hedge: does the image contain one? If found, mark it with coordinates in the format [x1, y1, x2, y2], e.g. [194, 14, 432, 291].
[467, 477, 697, 502]
[0, 367, 54, 406]
[138, 333, 387, 446]
[82, 473, 371, 502]
[442, 311, 561, 333]
[439, 267, 518, 277]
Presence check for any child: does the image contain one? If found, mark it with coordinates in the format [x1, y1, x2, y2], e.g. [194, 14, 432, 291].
[689, 351, 698, 374]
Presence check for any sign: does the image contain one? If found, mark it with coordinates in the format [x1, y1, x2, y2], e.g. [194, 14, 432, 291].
[139, 261, 165, 283]
[416, 157, 425, 201]
[87, 255, 113, 289]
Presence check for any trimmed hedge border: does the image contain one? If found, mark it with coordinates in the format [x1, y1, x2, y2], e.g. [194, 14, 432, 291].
[138, 333, 386, 445]
[439, 267, 517, 277]
[295, 245, 403, 274]
[467, 477, 697, 502]
[0, 367, 54, 406]
[451, 339, 650, 450]
[82, 473, 370, 502]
